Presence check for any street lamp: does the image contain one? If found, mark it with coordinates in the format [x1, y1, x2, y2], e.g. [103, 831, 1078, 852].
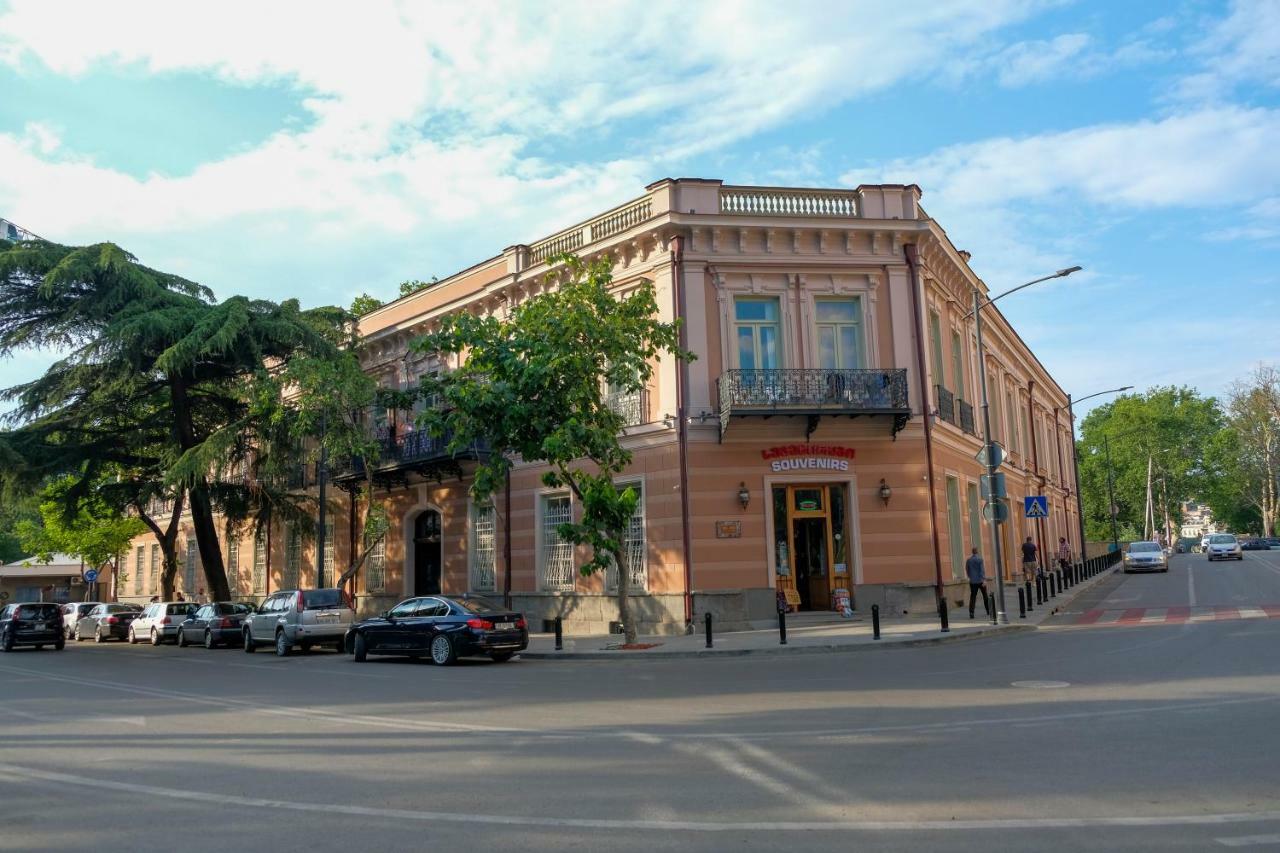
[966, 265, 1081, 625]
[1066, 386, 1132, 564]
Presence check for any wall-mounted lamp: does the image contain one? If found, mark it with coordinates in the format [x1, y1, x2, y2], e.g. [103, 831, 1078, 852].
[879, 479, 892, 507]
[737, 482, 751, 511]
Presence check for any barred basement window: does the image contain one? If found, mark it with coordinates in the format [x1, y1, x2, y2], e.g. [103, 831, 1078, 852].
[184, 538, 198, 594]
[539, 494, 574, 592]
[134, 546, 145, 596]
[607, 483, 646, 592]
[252, 534, 266, 594]
[283, 527, 301, 590]
[470, 503, 496, 592]
[365, 532, 386, 594]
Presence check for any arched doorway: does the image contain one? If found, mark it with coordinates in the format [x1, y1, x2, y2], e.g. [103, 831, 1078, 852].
[413, 510, 442, 595]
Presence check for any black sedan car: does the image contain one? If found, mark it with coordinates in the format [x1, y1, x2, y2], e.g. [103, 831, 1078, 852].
[176, 602, 253, 648]
[1, 602, 65, 651]
[75, 603, 142, 642]
[345, 595, 528, 665]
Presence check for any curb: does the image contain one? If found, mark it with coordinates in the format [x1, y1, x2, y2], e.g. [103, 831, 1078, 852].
[518, 622, 1034, 661]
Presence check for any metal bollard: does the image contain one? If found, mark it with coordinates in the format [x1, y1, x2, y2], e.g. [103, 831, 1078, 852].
[705, 612, 713, 649]
[1035, 576, 1044, 605]
[1017, 586, 1026, 618]
[554, 616, 563, 651]
[778, 606, 788, 645]
[871, 604, 881, 640]
[938, 597, 950, 633]
[1049, 573, 1057, 598]
[988, 589, 997, 625]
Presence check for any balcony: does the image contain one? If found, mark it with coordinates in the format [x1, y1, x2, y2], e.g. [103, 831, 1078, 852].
[332, 426, 489, 488]
[935, 386, 956, 427]
[606, 389, 649, 428]
[958, 399, 977, 436]
[718, 368, 910, 440]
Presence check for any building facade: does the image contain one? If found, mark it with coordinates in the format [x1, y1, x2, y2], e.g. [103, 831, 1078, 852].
[122, 178, 1080, 633]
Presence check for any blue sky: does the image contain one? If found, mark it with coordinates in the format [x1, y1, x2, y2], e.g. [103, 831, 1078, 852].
[1, 0, 1278, 420]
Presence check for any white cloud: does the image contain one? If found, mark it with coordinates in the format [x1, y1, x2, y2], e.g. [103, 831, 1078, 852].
[1177, 0, 1280, 102]
[988, 33, 1092, 86]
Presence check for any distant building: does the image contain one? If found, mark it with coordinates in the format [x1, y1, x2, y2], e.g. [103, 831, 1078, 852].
[0, 217, 41, 242]
[1180, 501, 1219, 539]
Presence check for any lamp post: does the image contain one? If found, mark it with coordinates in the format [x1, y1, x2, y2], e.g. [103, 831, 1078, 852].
[967, 266, 1081, 625]
[1066, 386, 1132, 564]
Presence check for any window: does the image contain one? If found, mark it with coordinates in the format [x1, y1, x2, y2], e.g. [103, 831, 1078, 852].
[227, 537, 239, 593]
[389, 598, 419, 619]
[950, 330, 965, 400]
[539, 494, 575, 591]
[1021, 405, 1032, 467]
[815, 298, 864, 370]
[928, 310, 945, 390]
[946, 476, 964, 580]
[134, 546, 145, 596]
[1006, 390, 1020, 455]
[967, 482, 983, 559]
[415, 598, 450, 618]
[184, 539, 198, 595]
[252, 533, 266, 594]
[734, 298, 781, 370]
[988, 374, 1002, 443]
[149, 544, 159, 592]
[283, 527, 301, 590]
[607, 483, 646, 592]
[365, 531, 386, 593]
[321, 520, 335, 582]
[470, 503, 497, 592]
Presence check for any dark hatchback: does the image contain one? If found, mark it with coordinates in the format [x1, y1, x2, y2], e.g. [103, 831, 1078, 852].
[1, 602, 65, 651]
[345, 595, 528, 665]
[177, 602, 253, 648]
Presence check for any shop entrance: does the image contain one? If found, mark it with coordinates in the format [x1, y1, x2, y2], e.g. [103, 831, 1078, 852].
[773, 484, 851, 611]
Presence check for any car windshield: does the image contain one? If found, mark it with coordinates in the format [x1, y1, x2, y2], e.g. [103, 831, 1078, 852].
[105, 604, 135, 613]
[450, 596, 504, 614]
[1129, 542, 1161, 552]
[15, 604, 59, 619]
[216, 603, 250, 615]
[302, 589, 344, 609]
[1209, 535, 1236, 544]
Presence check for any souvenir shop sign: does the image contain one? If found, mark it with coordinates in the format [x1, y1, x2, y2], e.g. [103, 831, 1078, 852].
[761, 444, 856, 473]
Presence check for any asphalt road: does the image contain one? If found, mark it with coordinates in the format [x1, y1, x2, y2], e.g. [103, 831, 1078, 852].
[2, 551, 1279, 852]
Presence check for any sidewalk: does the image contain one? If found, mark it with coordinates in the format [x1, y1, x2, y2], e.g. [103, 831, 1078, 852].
[520, 566, 1118, 660]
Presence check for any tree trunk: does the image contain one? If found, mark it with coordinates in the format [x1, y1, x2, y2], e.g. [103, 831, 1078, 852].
[614, 535, 635, 644]
[169, 377, 231, 601]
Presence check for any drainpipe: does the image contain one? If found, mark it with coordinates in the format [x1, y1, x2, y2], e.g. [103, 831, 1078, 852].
[503, 471, 512, 610]
[1028, 382, 1047, 563]
[671, 234, 694, 630]
[904, 244, 945, 601]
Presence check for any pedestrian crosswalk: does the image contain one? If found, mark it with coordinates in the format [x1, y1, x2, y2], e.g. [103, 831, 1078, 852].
[1070, 605, 1280, 627]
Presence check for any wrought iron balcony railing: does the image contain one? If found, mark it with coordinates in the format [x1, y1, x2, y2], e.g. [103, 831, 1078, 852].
[333, 426, 489, 485]
[718, 368, 910, 439]
[605, 389, 648, 427]
[958, 399, 977, 436]
[935, 385, 957, 426]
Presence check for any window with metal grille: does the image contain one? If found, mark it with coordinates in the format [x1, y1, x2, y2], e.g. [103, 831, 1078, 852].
[134, 546, 144, 595]
[150, 544, 158, 593]
[184, 538, 198, 594]
[539, 494, 574, 591]
[470, 503, 496, 591]
[253, 532, 268, 591]
[364, 531, 386, 593]
[227, 537, 239, 593]
[283, 527, 301, 590]
[321, 521, 334, 582]
[606, 484, 646, 591]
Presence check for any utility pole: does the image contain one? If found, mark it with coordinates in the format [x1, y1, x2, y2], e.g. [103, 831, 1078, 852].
[973, 287, 1009, 624]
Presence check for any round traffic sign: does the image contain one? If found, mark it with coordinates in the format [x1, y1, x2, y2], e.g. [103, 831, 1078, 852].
[83, 568, 99, 583]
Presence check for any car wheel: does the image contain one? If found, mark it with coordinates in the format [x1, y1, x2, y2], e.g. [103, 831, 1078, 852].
[1, 630, 13, 652]
[150, 628, 161, 646]
[176, 628, 188, 648]
[353, 633, 367, 662]
[204, 630, 216, 650]
[74, 625, 83, 642]
[243, 630, 256, 653]
[94, 626, 105, 643]
[429, 634, 457, 666]
[128, 627, 137, 644]
[274, 631, 290, 657]
[490, 651, 515, 663]
[54, 638, 65, 651]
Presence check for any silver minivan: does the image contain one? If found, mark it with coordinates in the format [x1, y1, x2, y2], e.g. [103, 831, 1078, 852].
[242, 589, 353, 657]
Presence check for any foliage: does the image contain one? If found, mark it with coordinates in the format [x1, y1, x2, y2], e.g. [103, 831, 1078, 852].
[413, 254, 691, 642]
[15, 476, 146, 570]
[1077, 387, 1223, 542]
[1215, 366, 1280, 535]
[0, 492, 38, 564]
[351, 293, 383, 315]
[398, 278, 436, 298]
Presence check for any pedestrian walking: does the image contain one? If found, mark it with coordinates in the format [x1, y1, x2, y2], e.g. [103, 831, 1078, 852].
[966, 548, 989, 618]
[1021, 536, 1039, 582]
[1057, 537, 1071, 572]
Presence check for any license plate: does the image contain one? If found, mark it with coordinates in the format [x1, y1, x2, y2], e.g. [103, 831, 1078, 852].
[316, 613, 338, 621]
[495, 622, 515, 631]
[33, 622, 45, 630]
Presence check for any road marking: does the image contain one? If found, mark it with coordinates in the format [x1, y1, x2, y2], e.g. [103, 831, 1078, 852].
[1188, 560, 1197, 607]
[1140, 610, 1167, 624]
[1216, 834, 1280, 847]
[1238, 608, 1267, 620]
[1, 762, 1278, 833]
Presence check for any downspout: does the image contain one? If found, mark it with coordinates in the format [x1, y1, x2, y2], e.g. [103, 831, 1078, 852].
[904, 244, 945, 600]
[1053, 405, 1066, 547]
[503, 471, 512, 610]
[672, 233, 694, 630]
[1028, 381, 1047, 560]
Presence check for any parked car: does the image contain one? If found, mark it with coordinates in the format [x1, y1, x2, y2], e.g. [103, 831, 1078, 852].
[1123, 541, 1169, 573]
[1206, 533, 1243, 561]
[0, 602, 65, 651]
[242, 589, 353, 656]
[176, 602, 253, 648]
[1262, 537, 1280, 550]
[1241, 538, 1268, 551]
[345, 594, 529, 666]
[130, 601, 197, 645]
[75, 603, 142, 642]
[60, 601, 102, 639]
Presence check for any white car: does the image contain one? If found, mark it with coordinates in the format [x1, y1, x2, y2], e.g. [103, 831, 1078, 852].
[1123, 541, 1168, 573]
[129, 601, 197, 645]
[1205, 533, 1243, 562]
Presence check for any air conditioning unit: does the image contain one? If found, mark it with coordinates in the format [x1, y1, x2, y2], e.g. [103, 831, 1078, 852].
[70, 576, 84, 585]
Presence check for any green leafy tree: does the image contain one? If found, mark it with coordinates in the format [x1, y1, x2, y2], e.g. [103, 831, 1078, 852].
[414, 255, 691, 643]
[0, 492, 38, 564]
[398, 278, 436, 298]
[0, 239, 353, 601]
[1217, 365, 1280, 535]
[351, 293, 384, 315]
[1201, 427, 1263, 534]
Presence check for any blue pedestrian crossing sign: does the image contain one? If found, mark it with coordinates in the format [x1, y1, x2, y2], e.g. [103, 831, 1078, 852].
[1024, 496, 1049, 518]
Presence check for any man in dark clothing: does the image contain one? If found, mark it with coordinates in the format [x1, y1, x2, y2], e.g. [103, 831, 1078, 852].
[1021, 536, 1039, 581]
[965, 547, 989, 618]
